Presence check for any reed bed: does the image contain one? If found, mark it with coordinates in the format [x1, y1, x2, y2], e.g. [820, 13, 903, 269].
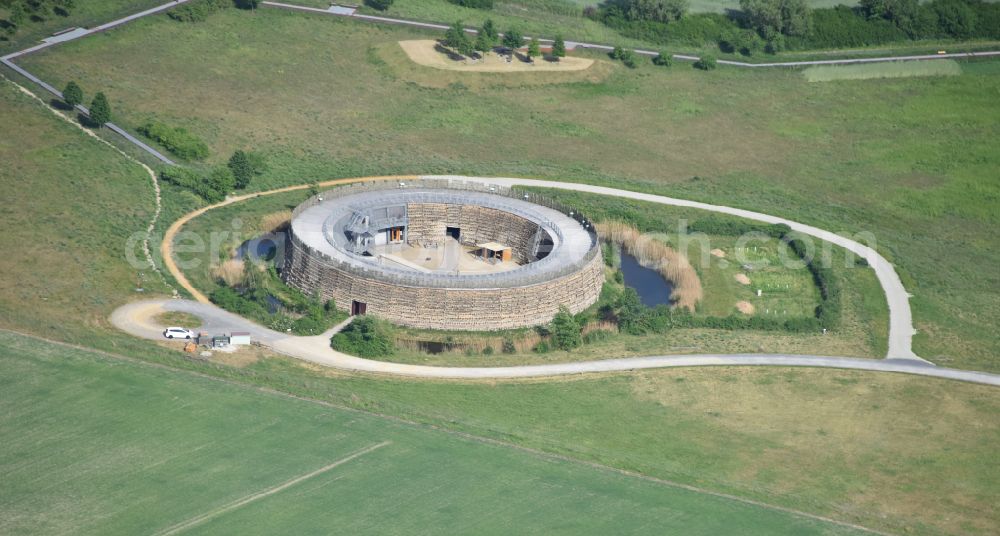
[212, 258, 245, 287]
[259, 210, 292, 234]
[596, 220, 703, 310]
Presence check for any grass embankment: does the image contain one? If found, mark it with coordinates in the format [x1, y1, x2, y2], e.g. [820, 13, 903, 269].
[18, 8, 998, 369]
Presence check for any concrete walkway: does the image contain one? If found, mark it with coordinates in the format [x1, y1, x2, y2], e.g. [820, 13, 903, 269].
[110, 298, 1000, 385]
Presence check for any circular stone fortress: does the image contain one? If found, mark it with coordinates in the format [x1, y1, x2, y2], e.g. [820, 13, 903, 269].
[282, 179, 604, 330]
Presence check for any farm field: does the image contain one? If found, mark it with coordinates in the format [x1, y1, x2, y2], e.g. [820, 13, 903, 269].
[0, 331, 868, 536]
[15, 7, 1000, 370]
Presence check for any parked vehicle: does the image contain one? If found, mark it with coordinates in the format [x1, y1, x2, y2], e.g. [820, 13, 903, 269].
[163, 327, 194, 339]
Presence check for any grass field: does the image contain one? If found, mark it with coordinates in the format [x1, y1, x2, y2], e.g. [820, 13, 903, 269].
[804, 59, 964, 82]
[16, 8, 999, 370]
[0, 331, 870, 535]
[1, 7, 999, 536]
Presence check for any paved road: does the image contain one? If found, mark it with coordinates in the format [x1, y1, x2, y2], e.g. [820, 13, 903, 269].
[111, 299, 1000, 385]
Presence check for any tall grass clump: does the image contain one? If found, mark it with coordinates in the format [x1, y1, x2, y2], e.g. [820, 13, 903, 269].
[212, 258, 245, 287]
[596, 220, 703, 310]
[259, 211, 291, 234]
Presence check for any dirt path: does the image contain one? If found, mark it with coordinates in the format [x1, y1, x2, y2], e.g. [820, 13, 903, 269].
[3, 77, 171, 291]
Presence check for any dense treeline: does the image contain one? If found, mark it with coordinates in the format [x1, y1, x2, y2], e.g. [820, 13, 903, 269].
[0, 0, 75, 38]
[590, 0, 1000, 53]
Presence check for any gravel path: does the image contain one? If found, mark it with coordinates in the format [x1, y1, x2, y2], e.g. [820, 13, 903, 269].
[111, 298, 1000, 385]
[131, 174, 958, 382]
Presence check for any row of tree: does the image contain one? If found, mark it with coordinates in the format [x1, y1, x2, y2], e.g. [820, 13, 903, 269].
[441, 19, 567, 63]
[60, 81, 111, 127]
[593, 0, 1000, 53]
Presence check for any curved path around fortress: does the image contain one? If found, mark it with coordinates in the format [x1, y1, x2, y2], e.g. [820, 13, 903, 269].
[111, 175, 1000, 386]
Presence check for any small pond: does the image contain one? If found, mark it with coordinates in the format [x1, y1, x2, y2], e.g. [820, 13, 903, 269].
[620, 252, 674, 308]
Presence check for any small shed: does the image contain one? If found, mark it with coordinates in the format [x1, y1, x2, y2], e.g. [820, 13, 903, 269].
[211, 335, 230, 349]
[477, 242, 512, 263]
[230, 332, 251, 346]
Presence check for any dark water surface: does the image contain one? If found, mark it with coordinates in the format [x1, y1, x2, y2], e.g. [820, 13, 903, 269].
[620, 252, 674, 308]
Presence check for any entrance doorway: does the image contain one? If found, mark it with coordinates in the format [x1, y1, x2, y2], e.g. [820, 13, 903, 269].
[351, 300, 367, 316]
[445, 227, 460, 240]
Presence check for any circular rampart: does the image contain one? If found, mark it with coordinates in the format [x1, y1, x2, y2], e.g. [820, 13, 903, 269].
[282, 178, 604, 330]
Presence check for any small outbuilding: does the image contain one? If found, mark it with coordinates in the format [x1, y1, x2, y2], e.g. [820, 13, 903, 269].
[230, 332, 251, 346]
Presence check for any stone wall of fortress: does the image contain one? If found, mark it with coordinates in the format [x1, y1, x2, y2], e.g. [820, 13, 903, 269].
[282, 233, 604, 331]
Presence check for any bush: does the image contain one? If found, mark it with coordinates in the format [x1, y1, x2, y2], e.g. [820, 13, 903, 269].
[610, 46, 638, 68]
[652, 51, 672, 66]
[160, 167, 225, 203]
[502, 337, 517, 354]
[482, 345, 495, 355]
[365, 0, 394, 10]
[533, 341, 551, 353]
[448, 0, 493, 8]
[138, 121, 209, 161]
[551, 306, 582, 350]
[167, 0, 230, 22]
[228, 149, 261, 189]
[331, 316, 395, 357]
[693, 55, 717, 70]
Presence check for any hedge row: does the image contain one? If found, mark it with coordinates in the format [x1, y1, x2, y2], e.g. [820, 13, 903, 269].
[166, 0, 231, 22]
[784, 236, 841, 329]
[138, 121, 209, 161]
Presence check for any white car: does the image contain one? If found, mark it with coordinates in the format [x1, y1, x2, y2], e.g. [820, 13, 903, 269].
[163, 327, 194, 339]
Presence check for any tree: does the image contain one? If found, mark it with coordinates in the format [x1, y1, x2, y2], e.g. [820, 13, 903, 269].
[652, 50, 672, 66]
[551, 35, 566, 59]
[501, 28, 523, 61]
[207, 165, 236, 195]
[527, 37, 541, 61]
[616, 288, 648, 335]
[551, 306, 582, 350]
[736, 29, 764, 56]
[740, 0, 810, 37]
[365, 0, 393, 10]
[616, 0, 689, 23]
[62, 81, 83, 108]
[443, 20, 473, 57]
[473, 31, 493, 60]
[228, 150, 254, 189]
[9, 2, 26, 27]
[481, 18, 498, 42]
[88, 92, 111, 127]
